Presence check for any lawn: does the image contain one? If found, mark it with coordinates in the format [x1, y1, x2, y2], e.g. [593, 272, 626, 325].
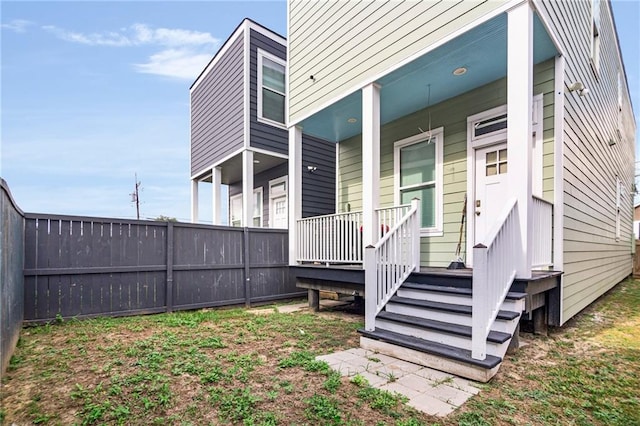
[1, 278, 639, 425]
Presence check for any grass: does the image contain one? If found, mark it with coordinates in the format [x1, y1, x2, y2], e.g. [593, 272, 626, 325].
[2, 278, 640, 425]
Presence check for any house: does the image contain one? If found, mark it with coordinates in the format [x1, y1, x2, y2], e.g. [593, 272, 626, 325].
[189, 19, 335, 228]
[286, 0, 636, 381]
[634, 203, 640, 238]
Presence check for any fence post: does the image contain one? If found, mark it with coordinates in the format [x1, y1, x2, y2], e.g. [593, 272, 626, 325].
[411, 198, 421, 273]
[166, 222, 174, 313]
[472, 243, 488, 360]
[244, 227, 251, 307]
[364, 245, 376, 331]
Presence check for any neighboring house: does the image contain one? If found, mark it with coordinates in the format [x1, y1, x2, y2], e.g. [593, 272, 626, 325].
[190, 19, 335, 228]
[286, 0, 636, 381]
[634, 204, 640, 239]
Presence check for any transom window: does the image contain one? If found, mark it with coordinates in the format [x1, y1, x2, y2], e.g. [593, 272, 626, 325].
[258, 49, 286, 126]
[394, 128, 444, 235]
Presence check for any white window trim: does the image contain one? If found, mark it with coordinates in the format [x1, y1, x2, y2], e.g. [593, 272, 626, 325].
[269, 176, 288, 228]
[229, 193, 243, 227]
[393, 127, 444, 237]
[253, 187, 263, 228]
[257, 48, 287, 129]
[590, 0, 601, 77]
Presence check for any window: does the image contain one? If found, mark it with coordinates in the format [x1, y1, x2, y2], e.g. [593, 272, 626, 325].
[394, 128, 444, 235]
[590, 0, 601, 75]
[258, 49, 286, 126]
[229, 188, 263, 227]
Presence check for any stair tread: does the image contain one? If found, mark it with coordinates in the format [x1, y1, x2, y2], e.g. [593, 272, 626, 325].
[377, 311, 511, 343]
[402, 282, 526, 300]
[389, 296, 521, 320]
[358, 328, 502, 369]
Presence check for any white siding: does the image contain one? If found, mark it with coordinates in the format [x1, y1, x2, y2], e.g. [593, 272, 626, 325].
[539, 0, 636, 322]
[288, 0, 510, 124]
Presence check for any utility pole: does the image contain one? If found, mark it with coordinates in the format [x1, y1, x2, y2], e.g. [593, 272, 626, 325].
[130, 173, 141, 220]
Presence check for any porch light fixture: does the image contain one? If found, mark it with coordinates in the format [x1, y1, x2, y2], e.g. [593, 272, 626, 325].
[569, 82, 590, 97]
[253, 159, 260, 164]
[452, 67, 467, 76]
[347, 118, 357, 123]
[307, 165, 317, 173]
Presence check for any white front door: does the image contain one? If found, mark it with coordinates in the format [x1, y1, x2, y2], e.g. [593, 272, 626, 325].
[269, 176, 288, 228]
[474, 142, 509, 244]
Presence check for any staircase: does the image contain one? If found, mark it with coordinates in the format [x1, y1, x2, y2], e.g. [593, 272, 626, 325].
[358, 274, 525, 383]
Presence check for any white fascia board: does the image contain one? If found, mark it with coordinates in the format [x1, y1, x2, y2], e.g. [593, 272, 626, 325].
[530, 0, 567, 57]
[288, 0, 524, 127]
[190, 147, 245, 180]
[191, 24, 246, 93]
[246, 19, 287, 47]
[250, 146, 289, 160]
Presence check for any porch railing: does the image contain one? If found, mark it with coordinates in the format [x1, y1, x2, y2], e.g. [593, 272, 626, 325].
[532, 196, 553, 268]
[472, 197, 519, 360]
[365, 199, 420, 331]
[376, 205, 412, 232]
[296, 211, 363, 264]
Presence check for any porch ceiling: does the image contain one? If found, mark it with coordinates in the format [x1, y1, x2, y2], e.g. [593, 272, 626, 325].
[299, 13, 557, 143]
[200, 152, 286, 185]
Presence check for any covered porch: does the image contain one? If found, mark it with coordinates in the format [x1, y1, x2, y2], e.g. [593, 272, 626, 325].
[288, 3, 564, 365]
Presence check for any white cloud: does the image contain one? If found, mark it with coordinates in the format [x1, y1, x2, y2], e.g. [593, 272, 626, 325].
[40, 23, 219, 79]
[134, 48, 213, 80]
[1, 19, 34, 33]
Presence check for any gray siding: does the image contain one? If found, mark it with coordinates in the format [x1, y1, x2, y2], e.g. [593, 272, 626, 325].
[191, 32, 245, 177]
[539, 0, 636, 322]
[229, 163, 288, 227]
[288, 0, 509, 123]
[302, 134, 336, 218]
[249, 28, 288, 155]
[0, 179, 24, 379]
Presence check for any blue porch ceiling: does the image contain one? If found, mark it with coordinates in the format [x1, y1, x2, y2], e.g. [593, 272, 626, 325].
[299, 13, 557, 143]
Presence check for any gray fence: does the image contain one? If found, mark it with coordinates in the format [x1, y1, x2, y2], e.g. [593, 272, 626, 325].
[23, 214, 301, 323]
[1, 179, 25, 378]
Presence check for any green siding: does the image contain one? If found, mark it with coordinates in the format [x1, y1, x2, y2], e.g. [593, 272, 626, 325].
[338, 60, 556, 267]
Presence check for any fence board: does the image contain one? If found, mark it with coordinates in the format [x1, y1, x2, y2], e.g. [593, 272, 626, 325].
[22, 213, 298, 323]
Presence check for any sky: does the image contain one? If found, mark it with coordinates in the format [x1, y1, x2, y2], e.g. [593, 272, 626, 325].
[1, 1, 639, 223]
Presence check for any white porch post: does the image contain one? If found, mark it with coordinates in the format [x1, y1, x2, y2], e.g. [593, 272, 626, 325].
[242, 150, 254, 228]
[288, 126, 302, 265]
[507, 3, 533, 279]
[211, 166, 222, 225]
[191, 179, 199, 223]
[362, 83, 381, 246]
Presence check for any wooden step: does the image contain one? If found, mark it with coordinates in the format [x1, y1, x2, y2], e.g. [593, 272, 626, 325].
[375, 311, 511, 357]
[398, 282, 526, 311]
[385, 296, 521, 333]
[359, 328, 502, 382]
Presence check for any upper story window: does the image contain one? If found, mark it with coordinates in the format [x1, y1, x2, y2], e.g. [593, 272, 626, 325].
[394, 128, 444, 236]
[257, 49, 286, 126]
[590, 0, 601, 76]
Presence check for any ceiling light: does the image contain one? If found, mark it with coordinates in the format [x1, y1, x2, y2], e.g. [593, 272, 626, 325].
[347, 118, 357, 123]
[453, 67, 467, 76]
[253, 159, 260, 164]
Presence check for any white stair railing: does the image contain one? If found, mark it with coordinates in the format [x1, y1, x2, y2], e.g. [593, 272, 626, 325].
[532, 196, 553, 268]
[376, 205, 412, 232]
[365, 199, 421, 331]
[296, 211, 363, 263]
[472, 198, 519, 360]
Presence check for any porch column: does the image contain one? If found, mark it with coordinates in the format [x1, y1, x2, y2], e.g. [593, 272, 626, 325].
[362, 83, 381, 246]
[242, 150, 254, 228]
[211, 166, 222, 225]
[507, 3, 533, 278]
[191, 179, 199, 223]
[288, 126, 303, 265]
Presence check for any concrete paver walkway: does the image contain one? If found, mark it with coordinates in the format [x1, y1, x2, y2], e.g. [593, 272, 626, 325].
[317, 347, 482, 417]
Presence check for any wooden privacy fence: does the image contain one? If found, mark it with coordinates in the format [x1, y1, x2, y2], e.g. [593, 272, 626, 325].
[23, 214, 300, 323]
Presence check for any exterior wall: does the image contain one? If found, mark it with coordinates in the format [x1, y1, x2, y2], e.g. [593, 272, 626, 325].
[288, 0, 510, 124]
[302, 135, 336, 218]
[249, 29, 288, 155]
[337, 60, 555, 267]
[191, 33, 245, 177]
[539, 0, 636, 322]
